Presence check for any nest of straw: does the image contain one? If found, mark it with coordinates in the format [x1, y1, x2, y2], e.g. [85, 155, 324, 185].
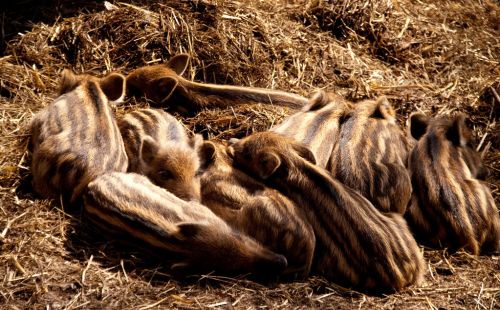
[1, 0, 499, 308]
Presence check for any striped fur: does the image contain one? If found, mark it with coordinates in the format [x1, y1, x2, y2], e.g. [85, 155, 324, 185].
[199, 140, 315, 278]
[272, 93, 411, 213]
[126, 54, 309, 115]
[406, 113, 500, 255]
[328, 96, 411, 214]
[118, 108, 201, 201]
[230, 132, 425, 293]
[29, 70, 128, 203]
[271, 91, 353, 168]
[83, 172, 288, 277]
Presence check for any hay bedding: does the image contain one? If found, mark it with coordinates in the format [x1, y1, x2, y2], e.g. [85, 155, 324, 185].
[0, 0, 499, 308]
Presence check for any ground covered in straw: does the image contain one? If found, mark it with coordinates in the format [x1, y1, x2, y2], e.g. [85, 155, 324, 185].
[1, 0, 499, 309]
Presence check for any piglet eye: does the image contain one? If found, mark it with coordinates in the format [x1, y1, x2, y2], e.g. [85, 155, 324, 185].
[158, 170, 173, 180]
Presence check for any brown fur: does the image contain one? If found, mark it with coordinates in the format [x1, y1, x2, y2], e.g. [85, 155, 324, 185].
[328, 96, 412, 214]
[271, 90, 354, 168]
[29, 70, 128, 203]
[198, 140, 315, 278]
[406, 113, 500, 255]
[272, 93, 410, 214]
[118, 108, 201, 201]
[230, 132, 425, 293]
[83, 172, 288, 277]
[126, 54, 309, 114]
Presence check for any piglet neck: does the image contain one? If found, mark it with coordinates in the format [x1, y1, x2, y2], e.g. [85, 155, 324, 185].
[417, 133, 460, 175]
[271, 156, 329, 202]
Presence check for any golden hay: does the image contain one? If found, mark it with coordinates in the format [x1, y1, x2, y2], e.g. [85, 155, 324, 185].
[0, 0, 499, 308]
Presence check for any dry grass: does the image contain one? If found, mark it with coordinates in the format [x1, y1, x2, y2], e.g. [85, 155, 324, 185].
[0, 0, 499, 308]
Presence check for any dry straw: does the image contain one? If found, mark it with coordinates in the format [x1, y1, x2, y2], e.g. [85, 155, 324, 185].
[0, 0, 498, 308]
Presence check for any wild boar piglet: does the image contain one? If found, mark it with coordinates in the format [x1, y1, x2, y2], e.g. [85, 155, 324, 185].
[29, 69, 128, 203]
[83, 172, 288, 278]
[199, 140, 315, 278]
[230, 132, 425, 293]
[272, 93, 411, 214]
[126, 53, 309, 114]
[271, 90, 354, 168]
[119, 108, 201, 201]
[327, 96, 411, 214]
[406, 113, 499, 255]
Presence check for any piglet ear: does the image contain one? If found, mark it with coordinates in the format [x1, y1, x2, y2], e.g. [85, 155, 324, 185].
[292, 143, 316, 165]
[227, 139, 239, 158]
[166, 53, 190, 76]
[59, 69, 80, 95]
[189, 134, 204, 149]
[140, 136, 158, 163]
[258, 152, 281, 179]
[339, 109, 353, 125]
[447, 114, 467, 147]
[304, 90, 330, 111]
[408, 113, 429, 141]
[99, 73, 127, 103]
[372, 96, 396, 123]
[152, 76, 179, 103]
[198, 141, 217, 168]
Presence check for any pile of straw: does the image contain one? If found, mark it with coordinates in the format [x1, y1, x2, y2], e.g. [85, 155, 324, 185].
[0, 0, 498, 308]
